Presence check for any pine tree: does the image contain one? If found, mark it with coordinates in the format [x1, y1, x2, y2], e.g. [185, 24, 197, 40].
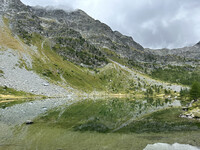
[189, 82, 200, 100]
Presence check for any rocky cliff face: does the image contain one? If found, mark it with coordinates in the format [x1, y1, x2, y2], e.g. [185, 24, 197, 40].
[32, 7, 144, 51]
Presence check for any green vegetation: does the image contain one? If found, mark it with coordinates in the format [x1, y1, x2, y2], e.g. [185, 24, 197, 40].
[24, 33, 103, 91]
[16, 33, 139, 92]
[151, 65, 200, 86]
[0, 86, 43, 108]
[180, 88, 190, 101]
[98, 64, 136, 93]
[0, 86, 35, 97]
[52, 37, 108, 67]
[0, 99, 35, 109]
[4, 28, 155, 93]
[33, 98, 194, 134]
[102, 48, 128, 66]
[118, 108, 200, 133]
[0, 69, 3, 74]
[36, 99, 136, 132]
[19, 33, 169, 94]
[189, 82, 200, 100]
[190, 100, 200, 111]
[3, 16, 9, 26]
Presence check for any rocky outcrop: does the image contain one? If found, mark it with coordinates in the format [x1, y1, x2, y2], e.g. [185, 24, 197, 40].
[180, 100, 200, 119]
[0, 0, 28, 14]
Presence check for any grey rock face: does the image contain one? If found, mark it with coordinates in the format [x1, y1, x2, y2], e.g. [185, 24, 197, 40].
[32, 7, 144, 58]
[0, 0, 27, 14]
[148, 41, 200, 60]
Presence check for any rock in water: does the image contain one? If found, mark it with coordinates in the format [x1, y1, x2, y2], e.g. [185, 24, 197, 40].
[26, 120, 33, 125]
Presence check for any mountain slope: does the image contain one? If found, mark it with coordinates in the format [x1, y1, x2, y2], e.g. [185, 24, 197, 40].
[0, 0, 196, 97]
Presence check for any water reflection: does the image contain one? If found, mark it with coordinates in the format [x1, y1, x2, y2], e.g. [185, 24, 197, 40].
[72, 97, 182, 132]
[144, 143, 200, 150]
[128, 97, 181, 119]
[1, 97, 198, 150]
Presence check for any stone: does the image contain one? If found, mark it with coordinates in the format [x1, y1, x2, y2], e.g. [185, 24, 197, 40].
[26, 120, 33, 125]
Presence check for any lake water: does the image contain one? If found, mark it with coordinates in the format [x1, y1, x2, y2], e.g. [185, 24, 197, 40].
[0, 97, 199, 150]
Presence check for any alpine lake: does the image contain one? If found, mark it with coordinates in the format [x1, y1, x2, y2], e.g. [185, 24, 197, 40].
[0, 97, 199, 150]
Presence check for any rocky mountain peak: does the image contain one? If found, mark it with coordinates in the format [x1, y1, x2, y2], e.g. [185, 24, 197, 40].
[195, 41, 200, 47]
[0, 0, 23, 6]
[0, 0, 25, 14]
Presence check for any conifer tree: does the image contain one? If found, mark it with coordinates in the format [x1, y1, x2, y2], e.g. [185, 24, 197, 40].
[189, 82, 200, 100]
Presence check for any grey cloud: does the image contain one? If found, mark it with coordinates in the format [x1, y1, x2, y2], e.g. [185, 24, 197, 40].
[21, 0, 200, 49]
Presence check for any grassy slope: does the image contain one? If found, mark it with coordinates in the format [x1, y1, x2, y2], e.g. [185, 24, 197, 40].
[31, 35, 135, 92]
[30, 34, 105, 91]
[0, 17, 25, 52]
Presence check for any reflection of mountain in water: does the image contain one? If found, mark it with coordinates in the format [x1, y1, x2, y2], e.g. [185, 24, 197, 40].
[112, 98, 181, 132]
[128, 98, 181, 118]
[134, 98, 181, 117]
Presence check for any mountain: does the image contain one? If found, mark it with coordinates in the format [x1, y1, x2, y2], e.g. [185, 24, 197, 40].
[0, 0, 199, 97]
[147, 41, 200, 60]
[2, 0, 146, 67]
[1, 2, 200, 149]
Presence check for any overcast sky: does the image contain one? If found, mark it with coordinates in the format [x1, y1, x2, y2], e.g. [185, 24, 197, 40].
[21, 0, 200, 49]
